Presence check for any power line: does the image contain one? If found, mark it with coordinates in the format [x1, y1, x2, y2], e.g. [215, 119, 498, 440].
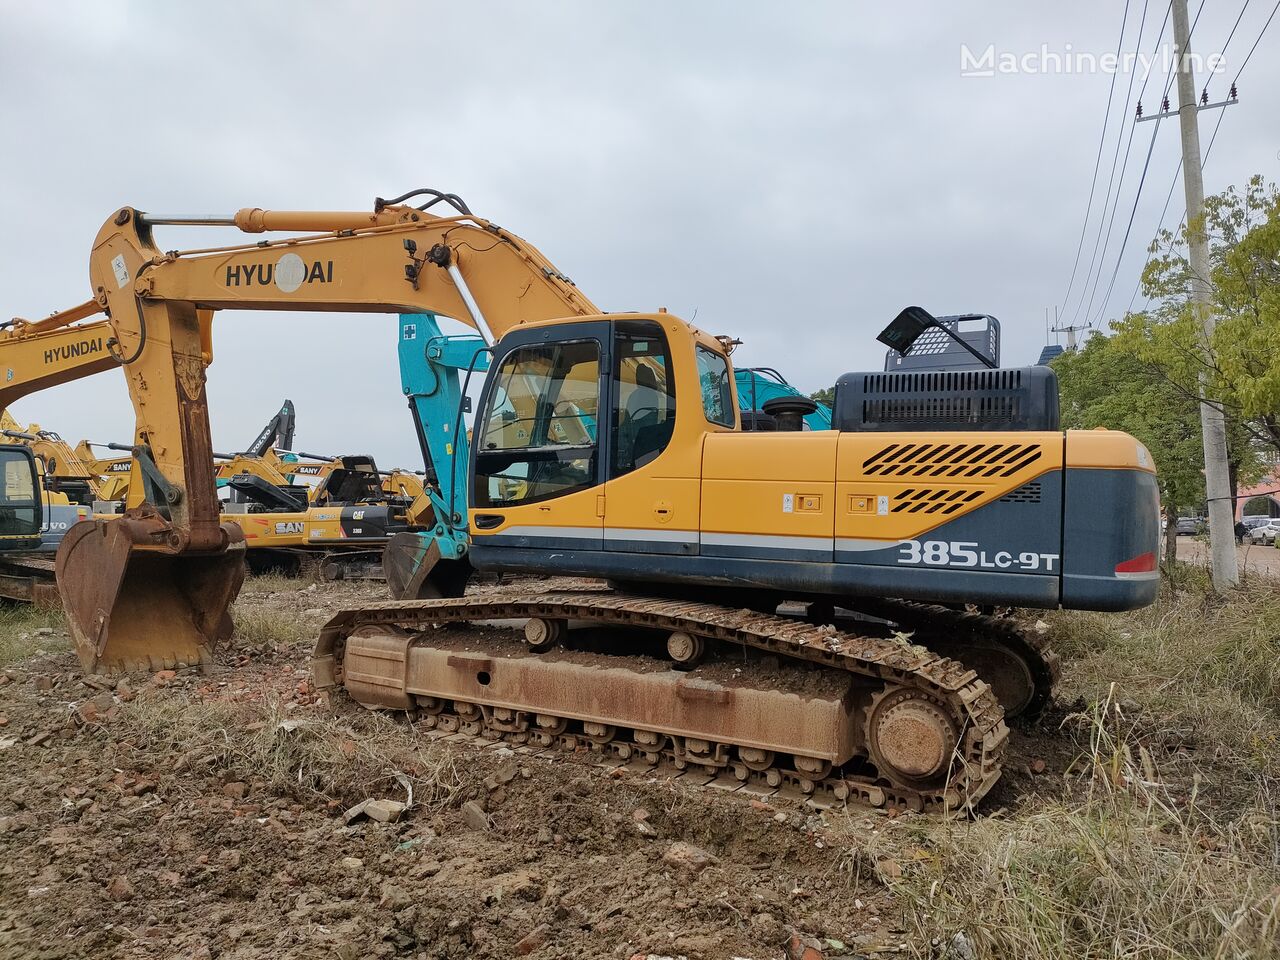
[1217, 0, 1255, 67]
[1228, 0, 1280, 81]
[1085, 0, 1206, 327]
[1058, 0, 1135, 316]
[1126, 0, 1279, 313]
[1067, 0, 1169, 326]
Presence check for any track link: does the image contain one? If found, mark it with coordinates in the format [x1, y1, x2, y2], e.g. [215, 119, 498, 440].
[313, 591, 1010, 813]
[850, 598, 1060, 719]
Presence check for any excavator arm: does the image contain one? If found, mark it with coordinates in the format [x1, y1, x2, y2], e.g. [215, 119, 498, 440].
[0, 303, 119, 412]
[60, 195, 599, 672]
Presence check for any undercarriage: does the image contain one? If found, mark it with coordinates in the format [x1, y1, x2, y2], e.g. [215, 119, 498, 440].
[311, 586, 1054, 813]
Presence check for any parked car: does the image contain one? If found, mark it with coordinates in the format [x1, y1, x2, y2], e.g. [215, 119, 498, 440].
[1241, 516, 1270, 530]
[1175, 516, 1204, 536]
[1244, 518, 1280, 545]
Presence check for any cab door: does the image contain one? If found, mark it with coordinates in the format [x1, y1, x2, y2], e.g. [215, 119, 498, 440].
[470, 322, 611, 553]
[0, 446, 43, 552]
[601, 319, 697, 555]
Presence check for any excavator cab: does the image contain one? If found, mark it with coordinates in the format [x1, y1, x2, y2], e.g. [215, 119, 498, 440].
[0, 445, 43, 552]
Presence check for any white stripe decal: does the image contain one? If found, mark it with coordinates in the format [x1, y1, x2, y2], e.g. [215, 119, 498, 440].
[488, 525, 698, 545]
[835, 537, 902, 553]
[604, 527, 698, 544]
[491, 525, 600, 540]
[487, 526, 900, 554]
[701, 531, 831, 552]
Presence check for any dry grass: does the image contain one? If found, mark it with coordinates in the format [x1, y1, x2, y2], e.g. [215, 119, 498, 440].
[1049, 575, 1280, 777]
[0, 602, 67, 666]
[114, 693, 467, 810]
[878, 571, 1280, 960]
[231, 604, 312, 649]
[897, 695, 1279, 959]
[244, 571, 312, 595]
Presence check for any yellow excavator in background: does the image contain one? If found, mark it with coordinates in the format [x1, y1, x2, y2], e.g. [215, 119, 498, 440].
[0, 443, 46, 598]
[0, 412, 91, 603]
[74, 441, 133, 501]
[27, 191, 1157, 810]
[1, 411, 103, 506]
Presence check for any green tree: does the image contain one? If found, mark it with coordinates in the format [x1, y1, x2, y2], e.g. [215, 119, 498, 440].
[1112, 175, 1280, 455]
[1053, 334, 1232, 566]
[809, 386, 836, 409]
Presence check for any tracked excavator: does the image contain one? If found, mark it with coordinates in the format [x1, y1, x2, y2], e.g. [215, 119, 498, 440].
[42, 191, 1157, 810]
[221, 450, 418, 579]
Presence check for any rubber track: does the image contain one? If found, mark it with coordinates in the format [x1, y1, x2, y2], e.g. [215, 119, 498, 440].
[319, 591, 1010, 812]
[852, 598, 1060, 718]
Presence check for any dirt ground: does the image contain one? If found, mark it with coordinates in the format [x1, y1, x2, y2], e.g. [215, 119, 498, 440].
[0, 573, 1271, 960]
[1176, 535, 1280, 577]
[0, 578, 923, 960]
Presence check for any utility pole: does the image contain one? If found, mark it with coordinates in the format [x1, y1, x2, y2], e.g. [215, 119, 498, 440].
[1051, 304, 1088, 351]
[1171, 0, 1238, 591]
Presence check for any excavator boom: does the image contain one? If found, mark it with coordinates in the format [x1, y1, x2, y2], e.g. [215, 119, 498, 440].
[48, 197, 598, 672]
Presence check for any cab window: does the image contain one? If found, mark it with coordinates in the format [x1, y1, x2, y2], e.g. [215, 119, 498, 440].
[612, 322, 676, 477]
[696, 345, 735, 427]
[0, 448, 40, 539]
[474, 340, 600, 507]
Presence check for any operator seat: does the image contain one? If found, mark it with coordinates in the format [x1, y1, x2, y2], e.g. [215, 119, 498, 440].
[623, 364, 672, 469]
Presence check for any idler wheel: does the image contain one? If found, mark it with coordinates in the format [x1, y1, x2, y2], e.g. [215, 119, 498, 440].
[928, 638, 1039, 718]
[867, 688, 959, 785]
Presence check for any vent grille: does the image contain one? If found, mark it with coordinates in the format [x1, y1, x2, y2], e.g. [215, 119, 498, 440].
[891, 488, 985, 515]
[860, 371, 1027, 425]
[862, 395, 1024, 424]
[863, 442, 1043, 479]
[861, 369, 1025, 393]
[1000, 481, 1042, 504]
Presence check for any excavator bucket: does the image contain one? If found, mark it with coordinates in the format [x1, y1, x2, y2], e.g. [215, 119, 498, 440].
[384, 532, 471, 601]
[56, 517, 245, 674]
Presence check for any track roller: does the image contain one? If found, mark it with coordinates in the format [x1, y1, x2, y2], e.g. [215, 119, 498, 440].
[524, 617, 565, 652]
[666, 630, 706, 669]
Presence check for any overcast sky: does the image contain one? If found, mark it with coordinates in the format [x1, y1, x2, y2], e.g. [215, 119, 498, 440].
[2, 1, 1277, 468]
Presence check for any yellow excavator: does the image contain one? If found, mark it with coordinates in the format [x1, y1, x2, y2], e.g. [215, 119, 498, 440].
[0, 414, 92, 603]
[31, 191, 1157, 810]
[74, 441, 133, 501]
[1, 412, 103, 506]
